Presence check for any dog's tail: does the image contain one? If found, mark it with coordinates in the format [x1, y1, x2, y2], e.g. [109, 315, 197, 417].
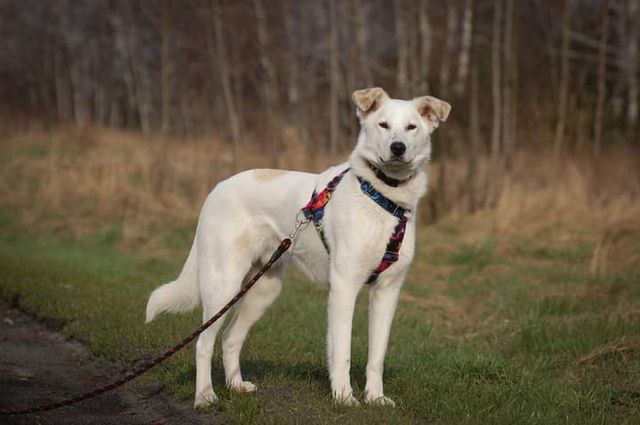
[145, 235, 200, 323]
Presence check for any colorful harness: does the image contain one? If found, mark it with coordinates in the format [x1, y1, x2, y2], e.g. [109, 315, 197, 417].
[301, 168, 408, 285]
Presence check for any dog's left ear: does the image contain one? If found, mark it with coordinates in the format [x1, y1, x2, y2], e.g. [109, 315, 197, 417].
[413, 96, 451, 128]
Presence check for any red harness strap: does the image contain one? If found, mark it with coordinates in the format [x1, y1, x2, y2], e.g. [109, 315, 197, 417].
[302, 169, 408, 284]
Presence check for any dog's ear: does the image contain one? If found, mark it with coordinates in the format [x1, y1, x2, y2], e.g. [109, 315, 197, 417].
[352, 87, 389, 118]
[413, 96, 451, 128]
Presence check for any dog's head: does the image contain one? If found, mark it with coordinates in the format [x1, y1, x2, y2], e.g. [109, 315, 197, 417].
[351, 87, 451, 180]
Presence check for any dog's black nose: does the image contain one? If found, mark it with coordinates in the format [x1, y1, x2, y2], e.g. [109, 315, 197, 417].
[390, 141, 406, 157]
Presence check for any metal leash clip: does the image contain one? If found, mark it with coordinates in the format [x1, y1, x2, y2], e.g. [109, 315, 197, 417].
[288, 211, 310, 240]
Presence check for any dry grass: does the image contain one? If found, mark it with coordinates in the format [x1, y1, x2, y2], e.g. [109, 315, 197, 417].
[575, 336, 640, 367]
[1, 127, 640, 258]
[0, 127, 333, 253]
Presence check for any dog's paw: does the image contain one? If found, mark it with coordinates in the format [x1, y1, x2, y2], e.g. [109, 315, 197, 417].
[193, 390, 218, 410]
[228, 380, 257, 393]
[364, 393, 396, 407]
[333, 391, 361, 407]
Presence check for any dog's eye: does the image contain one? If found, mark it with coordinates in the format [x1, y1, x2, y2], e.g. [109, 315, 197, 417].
[406, 124, 417, 131]
[378, 122, 389, 129]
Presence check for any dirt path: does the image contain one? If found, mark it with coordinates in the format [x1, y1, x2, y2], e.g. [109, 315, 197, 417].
[0, 307, 212, 425]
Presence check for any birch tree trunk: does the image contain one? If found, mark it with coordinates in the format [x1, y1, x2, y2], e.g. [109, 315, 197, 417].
[593, 0, 610, 155]
[353, 0, 373, 88]
[455, 0, 473, 96]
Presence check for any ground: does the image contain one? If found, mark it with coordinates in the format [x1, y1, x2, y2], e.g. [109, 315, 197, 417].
[0, 306, 210, 425]
[0, 212, 639, 424]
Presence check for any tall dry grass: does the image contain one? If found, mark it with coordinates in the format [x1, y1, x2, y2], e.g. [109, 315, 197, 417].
[1, 127, 639, 262]
[0, 127, 333, 252]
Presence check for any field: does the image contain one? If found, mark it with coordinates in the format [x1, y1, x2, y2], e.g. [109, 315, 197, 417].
[1, 129, 640, 424]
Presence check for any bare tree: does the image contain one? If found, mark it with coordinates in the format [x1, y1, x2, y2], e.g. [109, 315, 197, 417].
[439, 1, 458, 97]
[328, 0, 340, 158]
[353, 0, 373, 88]
[502, 0, 516, 170]
[489, 0, 503, 203]
[159, 0, 172, 134]
[253, 0, 281, 166]
[455, 0, 473, 96]
[418, 0, 432, 93]
[210, 0, 240, 169]
[282, 0, 299, 117]
[394, 0, 409, 96]
[554, 0, 573, 159]
[593, 0, 610, 155]
[627, 0, 639, 131]
[468, 38, 480, 212]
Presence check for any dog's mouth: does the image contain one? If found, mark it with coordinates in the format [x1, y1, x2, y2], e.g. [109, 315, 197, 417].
[378, 156, 412, 167]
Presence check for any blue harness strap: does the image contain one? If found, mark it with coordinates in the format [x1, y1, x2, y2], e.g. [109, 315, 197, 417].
[301, 168, 409, 284]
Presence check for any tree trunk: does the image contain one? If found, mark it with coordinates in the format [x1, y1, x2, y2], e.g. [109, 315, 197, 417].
[160, 0, 172, 134]
[488, 0, 503, 205]
[418, 0, 432, 93]
[394, 0, 409, 96]
[253, 0, 280, 166]
[328, 0, 340, 158]
[282, 0, 299, 108]
[553, 0, 572, 159]
[502, 0, 515, 171]
[593, 0, 610, 155]
[353, 0, 373, 88]
[439, 1, 458, 97]
[627, 0, 639, 132]
[454, 0, 473, 96]
[211, 0, 241, 169]
[468, 45, 480, 212]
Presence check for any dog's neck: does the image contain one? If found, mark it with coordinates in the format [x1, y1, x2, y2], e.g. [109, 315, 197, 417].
[366, 161, 414, 187]
[348, 154, 428, 211]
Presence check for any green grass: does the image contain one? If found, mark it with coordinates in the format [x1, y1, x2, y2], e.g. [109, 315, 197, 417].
[0, 216, 639, 424]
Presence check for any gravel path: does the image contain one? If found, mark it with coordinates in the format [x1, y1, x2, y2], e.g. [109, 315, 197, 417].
[0, 307, 212, 425]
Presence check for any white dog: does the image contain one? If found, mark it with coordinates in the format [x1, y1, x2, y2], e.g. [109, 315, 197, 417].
[145, 87, 450, 408]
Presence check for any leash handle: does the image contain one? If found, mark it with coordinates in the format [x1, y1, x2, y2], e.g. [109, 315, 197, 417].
[0, 235, 296, 416]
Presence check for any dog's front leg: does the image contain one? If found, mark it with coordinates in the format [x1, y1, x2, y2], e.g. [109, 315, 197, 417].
[364, 281, 402, 406]
[327, 272, 362, 406]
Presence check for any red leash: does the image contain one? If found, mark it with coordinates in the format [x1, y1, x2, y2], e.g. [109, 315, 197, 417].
[1, 234, 297, 416]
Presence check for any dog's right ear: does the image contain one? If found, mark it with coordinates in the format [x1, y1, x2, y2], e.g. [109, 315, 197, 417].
[352, 87, 389, 119]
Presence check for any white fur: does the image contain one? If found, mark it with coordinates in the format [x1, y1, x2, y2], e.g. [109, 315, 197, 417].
[145, 88, 450, 408]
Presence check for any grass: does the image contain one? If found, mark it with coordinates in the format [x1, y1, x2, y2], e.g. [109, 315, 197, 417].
[1, 214, 639, 424]
[1, 129, 639, 423]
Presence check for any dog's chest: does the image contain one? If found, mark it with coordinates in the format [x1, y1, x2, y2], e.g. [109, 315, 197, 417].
[288, 170, 416, 285]
[324, 184, 416, 279]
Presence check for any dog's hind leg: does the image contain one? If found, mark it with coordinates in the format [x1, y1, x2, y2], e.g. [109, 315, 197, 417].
[222, 266, 283, 392]
[194, 260, 252, 409]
